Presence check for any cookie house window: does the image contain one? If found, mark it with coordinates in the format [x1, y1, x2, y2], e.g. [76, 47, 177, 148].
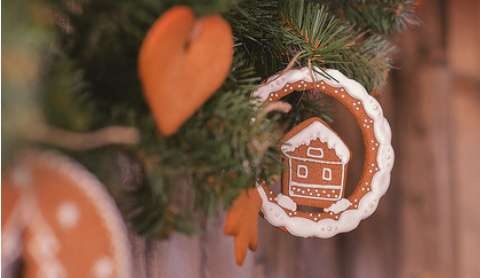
[322, 168, 332, 181]
[296, 164, 308, 178]
[307, 147, 324, 158]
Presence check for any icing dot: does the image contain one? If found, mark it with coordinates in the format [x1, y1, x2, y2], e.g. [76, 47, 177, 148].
[314, 218, 318, 221]
[92, 257, 113, 278]
[334, 90, 338, 93]
[57, 202, 79, 229]
[341, 95, 345, 98]
[335, 216, 339, 219]
[334, 194, 338, 198]
[327, 194, 331, 197]
[321, 86, 326, 90]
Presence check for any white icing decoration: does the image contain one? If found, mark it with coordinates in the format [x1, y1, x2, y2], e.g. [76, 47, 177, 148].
[324, 198, 352, 214]
[26, 197, 66, 278]
[20, 151, 133, 278]
[275, 194, 297, 211]
[253, 67, 394, 238]
[281, 119, 350, 163]
[56, 202, 79, 229]
[93, 256, 114, 278]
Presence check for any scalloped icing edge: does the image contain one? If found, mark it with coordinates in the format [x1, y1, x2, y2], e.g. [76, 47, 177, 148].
[253, 67, 394, 238]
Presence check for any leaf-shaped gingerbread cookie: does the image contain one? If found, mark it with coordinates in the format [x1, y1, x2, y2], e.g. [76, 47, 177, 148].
[224, 188, 262, 265]
[139, 6, 233, 135]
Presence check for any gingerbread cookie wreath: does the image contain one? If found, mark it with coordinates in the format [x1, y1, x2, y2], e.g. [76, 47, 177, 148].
[254, 67, 394, 237]
[225, 67, 394, 264]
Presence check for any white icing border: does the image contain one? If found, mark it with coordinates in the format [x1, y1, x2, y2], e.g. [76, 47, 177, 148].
[253, 67, 394, 238]
[20, 151, 133, 278]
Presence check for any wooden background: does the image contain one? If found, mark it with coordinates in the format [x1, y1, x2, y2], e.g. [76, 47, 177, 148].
[127, 1, 480, 277]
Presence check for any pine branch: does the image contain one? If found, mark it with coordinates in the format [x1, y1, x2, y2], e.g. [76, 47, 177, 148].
[337, 0, 419, 35]
[280, 0, 395, 91]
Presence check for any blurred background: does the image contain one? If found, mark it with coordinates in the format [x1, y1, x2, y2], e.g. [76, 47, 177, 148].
[2, 0, 479, 278]
[124, 1, 480, 277]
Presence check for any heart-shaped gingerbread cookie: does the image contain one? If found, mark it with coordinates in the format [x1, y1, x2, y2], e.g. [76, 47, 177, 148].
[139, 6, 234, 135]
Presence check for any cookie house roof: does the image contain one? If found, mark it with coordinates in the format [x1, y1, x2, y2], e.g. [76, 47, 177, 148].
[281, 118, 350, 163]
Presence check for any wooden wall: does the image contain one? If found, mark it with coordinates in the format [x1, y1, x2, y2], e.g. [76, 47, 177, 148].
[128, 1, 480, 277]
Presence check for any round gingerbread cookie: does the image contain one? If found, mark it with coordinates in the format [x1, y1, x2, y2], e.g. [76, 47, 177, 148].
[2, 151, 133, 278]
[252, 67, 394, 238]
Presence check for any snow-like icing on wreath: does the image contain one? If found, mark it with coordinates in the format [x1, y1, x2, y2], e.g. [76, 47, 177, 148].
[252, 67, 394, 238]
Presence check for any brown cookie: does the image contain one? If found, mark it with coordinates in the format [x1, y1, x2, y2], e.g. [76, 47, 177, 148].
[138, 6, 234, 135]
[249, 67, 394, 238]
[2, 151, 132, 278]
[280, 117, 350, 208]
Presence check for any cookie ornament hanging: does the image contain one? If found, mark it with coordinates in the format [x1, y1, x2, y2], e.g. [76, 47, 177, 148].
[225, 67, 394, 265]
[256, 67, 394, 236]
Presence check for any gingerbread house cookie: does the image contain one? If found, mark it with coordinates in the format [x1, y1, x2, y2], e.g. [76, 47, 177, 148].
[280, 117, 350, 208]
[249, 67, 394, 238]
